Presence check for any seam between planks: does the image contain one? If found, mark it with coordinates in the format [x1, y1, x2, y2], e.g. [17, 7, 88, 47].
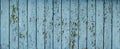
[52, 0, 54, 49]
[36, 0, 37, 49]
[86, 0, 88, 48]
[69, 0, 71, 48]
[44, 0, 45, 49]
[102, 0, 104, 49]
[27, 0, 28, 49]
[61, 0, 62, 49]
[78, 0, 80, 49]
[17, 0, 19, 49]
[9, 0, 10, 48]
[111, 0, 113, 49]
[95, 0, 96, 49]
[0, 0, 2, 49]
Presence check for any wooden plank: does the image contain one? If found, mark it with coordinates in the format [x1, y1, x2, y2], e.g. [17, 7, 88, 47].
[70, 0, 79, 49]
[103, 0, 112, 49]
[53, 0, 62, 49]
[61, 0, 70, 49]
[10, 0, 19, 49]
[28, 0, 37, 49]
[96, 0, 104, 49]
[1, 0, 120, 49]
[37, 0, 44, 49]
[44, 0, 53, 49]
[79, 0, 87, 49]
[113, 0, 120, 49]
[0, 0, 2, 48]
[1, 0, 9, 49]
[19, 0, 27, 49]
[87, 0, 96, 49]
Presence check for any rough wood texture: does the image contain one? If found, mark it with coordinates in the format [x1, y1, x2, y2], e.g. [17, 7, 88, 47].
[45, 0, 53, 49]
[0, 0, 120, 49]
[113, 0, 120, 49]
[96, 0, 103, 49]
[10, 0, 19, 49]
[87, 0, 96, 49]
[19, 0, 27, 49]
[1, 0, 9, 49]
[53, 0, 62, 49]
[70, 0, 79, 49]
[28, 0, 37, 49]
[62, 0, 70, 49]
[37, 0, 44, 49]
[79, 0, 87, 49]
[104, 0, 112, 49]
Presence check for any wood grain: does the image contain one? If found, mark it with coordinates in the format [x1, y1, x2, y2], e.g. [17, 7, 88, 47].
[0, 0, 120, 49]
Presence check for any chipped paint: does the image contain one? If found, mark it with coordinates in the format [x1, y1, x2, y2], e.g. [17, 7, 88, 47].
[0, 0, 120, 49]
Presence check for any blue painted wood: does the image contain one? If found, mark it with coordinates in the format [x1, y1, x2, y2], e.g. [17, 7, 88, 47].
[19, 0, 27, 49]
[104, 0, 112, 49]
[113, 0, 120, 49]
[96, 0, 104, 49]
[53, 0, 62, 49]
[79, 0, 87, 49]
[1, 0, 9, 49]
[70, 0, 79, 49]
[61, 0, 70, 49]
[28, 0, 37, 49]
[37, 0, 44, 49]
[45, 0, 53, 49]
[10, 0, 19, 49]
[87, 0, 96, 49]
[0, 0, 120, 49]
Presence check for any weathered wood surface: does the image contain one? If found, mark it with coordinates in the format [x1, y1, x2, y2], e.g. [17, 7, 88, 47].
[19, 0, 27, 49]
[10, 0, 19, 49]
[0, 0, 120, 49]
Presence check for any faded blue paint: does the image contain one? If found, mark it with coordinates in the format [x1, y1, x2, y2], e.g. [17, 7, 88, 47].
[10, 0, 19, 49]
[37, 0, 44, 49]
[53, 0, 62, 49]
[79, 0, 87, 49]
[104, 0, 112, 49]
[0, 0, 120, 49]
[96, 0, 104, 49]
[62, 0, 70, 49]
[19, 0, 27, 49]
[87, 0, 96, 49]
[28, 0, 37, 49]
[1, 0, 9, 49]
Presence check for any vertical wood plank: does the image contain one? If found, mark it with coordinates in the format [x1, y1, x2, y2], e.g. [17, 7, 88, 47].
[1, 0, 9, 49]
[87, 0, 96, 49]
[19, 0, 27, 49]
[1, 0, 120, 49]
[113, 0, 120, 49]
[0, 0, 2, 48]
[62, 0, 70, 49]
[10, 0, 19, 49]
[96, 0, 104, 49]
[28, 0, 37, 49]
[103, 0, 112, 49]
[79, 0, 87, 49]
[44, 0, 53, 49]
[70, 0, 79, 49]
[53, 0, 62, 49]
[37, 0, 44, 49]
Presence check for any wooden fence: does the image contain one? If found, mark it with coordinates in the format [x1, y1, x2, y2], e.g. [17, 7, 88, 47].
[0, 0, 120, 49]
